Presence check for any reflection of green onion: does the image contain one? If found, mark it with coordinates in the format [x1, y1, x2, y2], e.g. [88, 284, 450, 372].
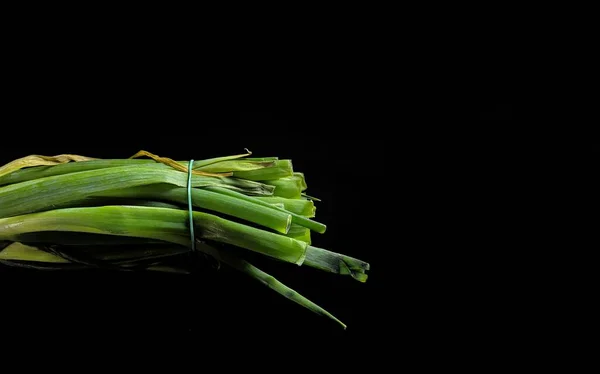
[0, 242, 69, 263]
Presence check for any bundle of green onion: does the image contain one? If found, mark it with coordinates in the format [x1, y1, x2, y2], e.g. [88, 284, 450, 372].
[0, 150, 369, 328]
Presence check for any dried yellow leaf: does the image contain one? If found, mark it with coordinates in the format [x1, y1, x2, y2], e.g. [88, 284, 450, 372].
[129, 150, 232, 177]
[0, 154, 98, 178]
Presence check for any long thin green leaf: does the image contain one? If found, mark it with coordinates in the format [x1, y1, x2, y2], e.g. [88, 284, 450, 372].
[95, 184, 292, 234]
[0, 165, 273, 219]
[199, 243, 346, 329]
[0, 159, 157, 186]
[64, 197, 185, 210]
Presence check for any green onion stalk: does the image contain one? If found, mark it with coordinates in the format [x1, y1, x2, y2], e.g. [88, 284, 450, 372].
[0, 150, 369, 329]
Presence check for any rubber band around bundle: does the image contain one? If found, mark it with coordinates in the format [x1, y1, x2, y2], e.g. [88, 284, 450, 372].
[187, 159, 196, 253]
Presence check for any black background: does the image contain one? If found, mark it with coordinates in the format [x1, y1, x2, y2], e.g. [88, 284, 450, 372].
[12, 5, 600, 368]
[0, 53, 513, 363]
[11, 6, 595, 368]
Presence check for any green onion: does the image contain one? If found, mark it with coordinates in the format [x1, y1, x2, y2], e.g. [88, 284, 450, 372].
[0, 150, 369, 329]
[207, 186, 326, 233]
[0, 206, 307, 265]
[0, 165, 275, 219]
[95, 184, 293, 233]
[256, 196, 316, 217]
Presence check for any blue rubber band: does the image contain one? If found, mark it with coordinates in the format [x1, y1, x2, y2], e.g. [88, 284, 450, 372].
[187, 160, 196, 253]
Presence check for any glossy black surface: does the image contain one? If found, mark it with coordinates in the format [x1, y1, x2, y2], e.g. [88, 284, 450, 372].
[1, 111, 389, 347]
